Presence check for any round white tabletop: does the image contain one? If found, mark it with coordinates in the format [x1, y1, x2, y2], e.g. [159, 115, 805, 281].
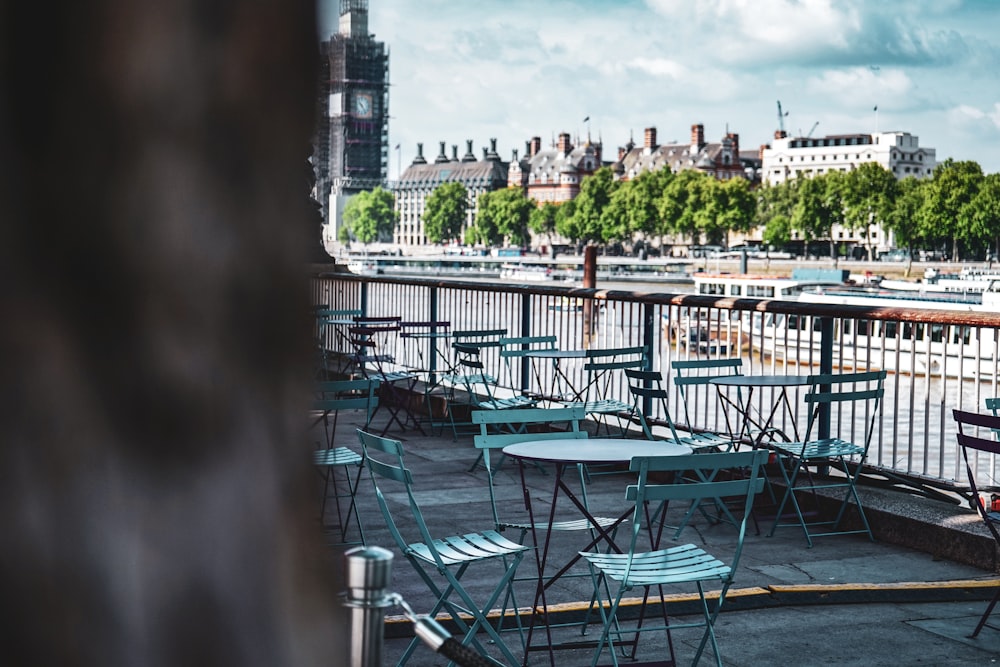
[502, 438, 692, 464]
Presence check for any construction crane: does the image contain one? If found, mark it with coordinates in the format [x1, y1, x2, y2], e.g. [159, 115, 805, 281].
[806, 121, 819, 138]
[776, 101, 788, 138]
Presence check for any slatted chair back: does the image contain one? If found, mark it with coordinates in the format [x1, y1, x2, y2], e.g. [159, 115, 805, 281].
[499, 334, 557, 393]
[565, 346, 647, 435]
[314, 378, 380, 432]
[953, 408, 1000, 638]
[473, 406, 588, 529]
[672, 357, 743, 424]
[624, 368, 685, 442]
[800, 370, 886, 448]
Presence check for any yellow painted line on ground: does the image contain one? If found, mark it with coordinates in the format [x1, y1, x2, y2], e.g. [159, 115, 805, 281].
[768, 579, 1000, 594]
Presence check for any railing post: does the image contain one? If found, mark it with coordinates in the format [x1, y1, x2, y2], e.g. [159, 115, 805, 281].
[642, 302, 656, 417]
[819, 316, 834, 440]
[360, 281, 369, 317]
[429, 286, 439, 378]
[344, 546, 395, 667]
[519, 294, 532, 394]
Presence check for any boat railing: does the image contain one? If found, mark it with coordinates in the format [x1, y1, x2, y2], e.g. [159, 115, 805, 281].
[313, 271, 1000, 500]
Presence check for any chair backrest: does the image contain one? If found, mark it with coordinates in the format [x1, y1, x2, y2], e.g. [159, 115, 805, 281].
[472, 406, 589, 529]
[671, 358, 743, 430]
[581, 345, 648, 403]
[499, 335, 558, 390]
[449, 343, 499, 399]
[953, 409, 1000, 541]
[314, 378, 380, 433]
[624, 368, 683, 441]
[626, 449, 768, 572]
[357, 429, 447, 568]
[349, 324, 401, 373]
[801, 370, 887, 449]
[398, 321, 451, 370]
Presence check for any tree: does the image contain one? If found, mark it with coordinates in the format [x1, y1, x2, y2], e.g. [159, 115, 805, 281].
[529, 201, 559, 247]
[792, 172, 845, 262]
[966, 173, 1000, 261]
[843, 162, 899, 260]
[658, 170, 707, 243]
[341, 186, 397, 245]
[601, 169, 670, 244]
[698, 177, 756, 247]
[473, 187, 535, 247]
[569, 166, 617, 244]
[554, 198, 580, 244]
[423, 181, 468, 244]
[926, 159, 983, 260]
[886, 177, 929, 263]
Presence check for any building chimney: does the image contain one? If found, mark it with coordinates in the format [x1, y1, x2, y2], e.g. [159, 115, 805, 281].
[434, 141, 449, 163]
[691, 124, 705, 150]
[451, 144, 459, 161]
[462, 139, 476, 162]
[727, 133, 740, 157]
[486, 137, 500, 161]
[557, 132, 572, 154]
[530, 136, 541, 157]
[412, 142, 427, 165]
[644, 127, 657, 150]
[618, 146, 626, 161]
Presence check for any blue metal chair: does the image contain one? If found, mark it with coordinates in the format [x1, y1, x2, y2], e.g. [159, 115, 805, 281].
[671, 357, 744, 451]
[312, 378, 378, 545]
[953, 408, 1000, 638]
[768, 370, 887, 547]
[580, 449, 768, 667]
[349, 321, 423, 435]
[358, 429, 530, 667]
[560, 345, 648, 437]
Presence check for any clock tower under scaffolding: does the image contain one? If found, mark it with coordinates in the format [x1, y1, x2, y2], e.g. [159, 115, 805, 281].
[314, 0, 389, 242]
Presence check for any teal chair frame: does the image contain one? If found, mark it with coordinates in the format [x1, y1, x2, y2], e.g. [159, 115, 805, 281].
[671, 358, 744, 451]
[312, 378, 379, 545]
[560, 345, 648, 437]
[580, 449, 768, 667]
[953, 408, 1000, 638]
[768, 370, 887, 547]
[359, 429, 530, 667]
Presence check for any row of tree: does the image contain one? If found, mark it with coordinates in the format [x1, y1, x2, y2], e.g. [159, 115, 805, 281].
[340, 159, 1000, 261]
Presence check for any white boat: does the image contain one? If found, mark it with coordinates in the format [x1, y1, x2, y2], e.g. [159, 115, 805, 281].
[664, 269, 850, 354]
[879, 267, 1000, 296]
[750, 281, 1000, 379]
[500, 263, 554, 282]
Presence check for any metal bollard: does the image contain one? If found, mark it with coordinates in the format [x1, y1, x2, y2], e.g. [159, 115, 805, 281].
[344, 546, 395, 667]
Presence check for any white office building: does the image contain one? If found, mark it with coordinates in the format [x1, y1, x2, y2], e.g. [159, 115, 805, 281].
[761, 131, 936, 185]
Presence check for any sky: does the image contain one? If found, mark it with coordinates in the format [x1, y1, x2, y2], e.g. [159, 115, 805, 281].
[318, 0, 1000, 179]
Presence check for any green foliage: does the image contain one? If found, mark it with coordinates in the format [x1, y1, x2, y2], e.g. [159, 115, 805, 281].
[762, 213, 792, 248]
[423, 182, 469, 244]
[569, 167, 618, 243]
[529, 201, 559, 238]
[342, 186, 397, 245]
[554, 198, 580, 242]
[658, 170, 707, 242]
[699, 177, 756, 245]
[601, 169, 671, 242]
[474, 187, 535, 247]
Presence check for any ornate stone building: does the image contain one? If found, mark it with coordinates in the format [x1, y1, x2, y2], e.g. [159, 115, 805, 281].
[612, 124, 750, 182]
[507, 133, 603, 203]
[392, 140, 508, 247]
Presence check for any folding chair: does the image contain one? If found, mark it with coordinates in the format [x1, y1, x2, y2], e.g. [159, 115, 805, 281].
[768, 370, 887, 547]
[953, 408, 1000, 638]
[560, 345, 648, 437]
[671, 358, 743, 451]
[399, 320, 452, 432]
[314, 307, 363, 378]
[580, 449, 768, 667]
[349, 321, 423, 436]
[312, 378, 378, 544]
[625, 368, 750, 539]
[358, 429, 530, 667]
[498, 334, 557, 400]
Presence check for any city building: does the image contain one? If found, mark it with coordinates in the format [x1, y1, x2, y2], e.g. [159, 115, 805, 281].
[612, 124, 751, 182]
[761, 131, 936, 185]
[313, 0, 389, 249]
[392, 140, 508, 247]
[760, 131, 937, 256]
[507, 133, 603, 203]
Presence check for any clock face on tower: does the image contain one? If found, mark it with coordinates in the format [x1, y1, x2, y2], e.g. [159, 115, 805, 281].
[354, 93, 372, 118]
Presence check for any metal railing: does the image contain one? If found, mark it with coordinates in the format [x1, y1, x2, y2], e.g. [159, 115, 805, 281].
[313, 272, 1000, 498]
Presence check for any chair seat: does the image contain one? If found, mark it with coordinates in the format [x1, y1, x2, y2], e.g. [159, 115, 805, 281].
[368, 370, 418, 384]
[773, 437, 864, 460]
[477, 395, 537, 410]
[581, 543, 731, 587]
[563, 399, 632, 415]
[313, 447, 363, 467]
[407, 529, 529, 566]
[502, 515, 621, 533]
